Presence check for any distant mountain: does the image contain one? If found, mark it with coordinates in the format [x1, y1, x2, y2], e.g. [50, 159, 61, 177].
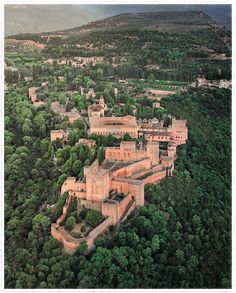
[60, 11, 217, 35]
[5, 4, 231, 36]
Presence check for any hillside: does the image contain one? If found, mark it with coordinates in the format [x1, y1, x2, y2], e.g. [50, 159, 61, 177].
[5, 5, 232, 36]
[4, 8, 232, 289]
[6, 10, 224, 39]
[5, 11, 231, 83]
[62, 11, 215, 34]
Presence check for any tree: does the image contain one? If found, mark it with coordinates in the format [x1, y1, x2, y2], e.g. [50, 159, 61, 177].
[123, 133, 132, 141]
[97, 145, 105, 164]
[65, 216, 76, 230]
[78, 147, 87, 162]
[96, 68, 104, 80]
[78, 240, 88, 255]
[85, 210, 104, 228]
[72, 160, 83, 176]
[147, 73, 155, 82]
[32, 214, 51, 235]
[151, 234, 160, 253]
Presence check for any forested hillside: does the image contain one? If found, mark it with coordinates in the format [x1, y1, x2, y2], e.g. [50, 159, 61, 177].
[5, 87, 231, 288]
[5, 11, 231, 82]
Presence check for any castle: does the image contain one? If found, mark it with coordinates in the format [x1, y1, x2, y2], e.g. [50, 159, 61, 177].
[51, 117, 187, 253]
[49, 90, 188, 254]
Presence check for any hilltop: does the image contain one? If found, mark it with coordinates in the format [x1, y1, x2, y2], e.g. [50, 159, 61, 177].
[62, 11, 217, 34]
[6, 10, 223, 39]
[4, 8, 232, 290]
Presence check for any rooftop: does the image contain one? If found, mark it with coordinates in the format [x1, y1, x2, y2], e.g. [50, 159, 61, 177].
[89, 104, 103, 111]
[90, 115, 139, 129]
[100, 160, 132, 172]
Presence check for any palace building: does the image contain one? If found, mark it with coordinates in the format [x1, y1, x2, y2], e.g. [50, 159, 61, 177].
[139, 118, 188, 145]
[89, 115, 188, 145]
[89, 115, 139, 138]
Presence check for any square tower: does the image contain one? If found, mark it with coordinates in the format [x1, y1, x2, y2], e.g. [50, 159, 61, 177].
[146, 141, 159, 164]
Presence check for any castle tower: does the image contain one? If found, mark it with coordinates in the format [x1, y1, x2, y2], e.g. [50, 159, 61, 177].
[146, 141, 159, 164]
[99, 95, 105, 107]
[167, 142, 177, 158]
[170, 118, 188, 145]
[99, 95, 107, 110]
[85, 159, 110, 201]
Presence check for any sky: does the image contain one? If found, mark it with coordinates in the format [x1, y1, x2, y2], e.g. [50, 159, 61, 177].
[4, 4, 231, 36]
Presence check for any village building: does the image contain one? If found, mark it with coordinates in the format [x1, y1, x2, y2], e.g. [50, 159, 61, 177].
[51, 101, 81, 123]
[41, 81, 49, 88]
[114, 88, 118, 96]
[219, 79, 231, 89]
[62, 108, 81, 123]
[33, 101, 46, 108]
[86, 88, 96, 99]
[191, 76, 231, 90]
[24, 77, 33, 82]
[28, 86, 47, 107]
[153, 102, 161, 108]
[191, 75, 210, 88]
[118, 79, 128, 84]
[145, 89, 176, 100]
[50, 129, 69, 144]
[43, 58, 54, 65]
[28, 87, 39, 103]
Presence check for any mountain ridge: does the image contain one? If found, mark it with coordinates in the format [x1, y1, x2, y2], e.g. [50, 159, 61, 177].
[5, 10, 225, 38]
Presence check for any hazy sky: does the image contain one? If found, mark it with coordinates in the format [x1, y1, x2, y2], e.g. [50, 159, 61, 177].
[5, 4, 231, 36]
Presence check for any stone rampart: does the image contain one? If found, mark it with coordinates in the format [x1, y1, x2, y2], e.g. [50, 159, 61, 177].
[51, 217, 112, 254]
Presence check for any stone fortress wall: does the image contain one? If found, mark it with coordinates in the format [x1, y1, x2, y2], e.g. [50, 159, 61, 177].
[51, 216, 112, 254]
[49, 88, 188, 254]
[52, 117, 187, 253]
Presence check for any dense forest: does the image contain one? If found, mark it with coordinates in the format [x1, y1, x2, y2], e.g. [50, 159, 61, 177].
[5, 87, 231, 288]
[4, 9, 232, 289]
